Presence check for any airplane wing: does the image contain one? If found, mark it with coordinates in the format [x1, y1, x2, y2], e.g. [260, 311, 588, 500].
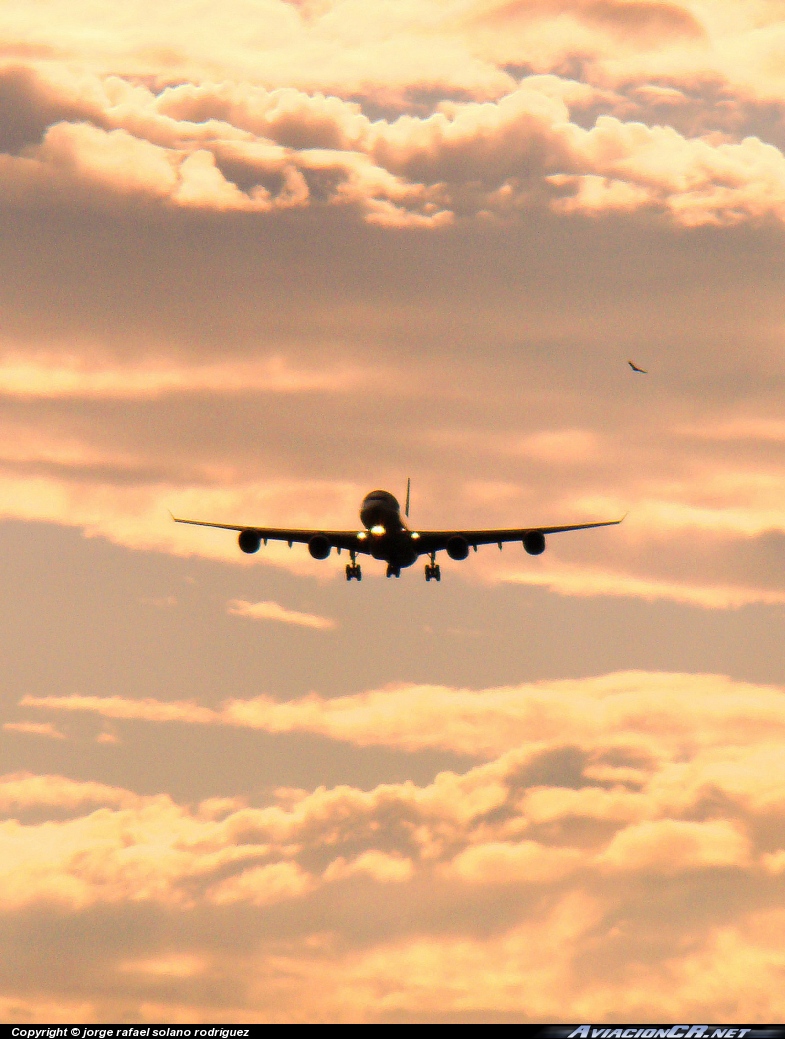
[170, 516, 368, 553]
[171, 514, 623, 559]
[414, 518, 624, 554]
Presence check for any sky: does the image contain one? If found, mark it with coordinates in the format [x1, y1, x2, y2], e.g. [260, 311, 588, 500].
[2, 0, 785, 1023]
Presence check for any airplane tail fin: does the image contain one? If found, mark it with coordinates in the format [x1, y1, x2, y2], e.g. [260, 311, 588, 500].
[405, 478, 411, 518]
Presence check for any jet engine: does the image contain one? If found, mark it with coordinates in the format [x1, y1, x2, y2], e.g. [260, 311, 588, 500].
[446, 535, 470, 560]
[238, 529, 262, 554]
[308, 534, 331, 560]
[523, 531, 546, 555]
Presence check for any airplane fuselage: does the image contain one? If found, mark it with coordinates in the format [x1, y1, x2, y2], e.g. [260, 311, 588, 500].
[358, 490, 419, 571]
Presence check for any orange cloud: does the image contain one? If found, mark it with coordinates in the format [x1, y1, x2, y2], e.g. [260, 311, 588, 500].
[0, 355, 372, 399]
[598, 818, 752, 873]
[227, 599, 337, 630]
[20, 694, 217, 725]
[324, 850, 415, 884]
[0, 773, 140, 811]
[0, 994, 96, 1025]
[4, 661, 785, 1019]
[475, 0, 705, 42]
[6, 55, 785, 228]
[0, 471, 367, 572]
[503, 558, 785, 609]
[449, 839, 583, 884]
[207, 861, 314, 907]
[3, 721, 66, 740]
[119, 953, 208, 978]
[22, 670, 785, 758]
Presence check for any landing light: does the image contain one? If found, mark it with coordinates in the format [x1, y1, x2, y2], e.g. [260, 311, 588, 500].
[411, 532, 420, 539]
[371, 525, 386, 535]
[357, 531, 367, 540]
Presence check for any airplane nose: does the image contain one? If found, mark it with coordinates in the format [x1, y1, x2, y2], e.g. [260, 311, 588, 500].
[360, 490, 400, 529]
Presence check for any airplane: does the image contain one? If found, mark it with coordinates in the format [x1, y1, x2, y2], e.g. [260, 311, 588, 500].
[171, 481, 623, 582]
[628, 361, 647, 373]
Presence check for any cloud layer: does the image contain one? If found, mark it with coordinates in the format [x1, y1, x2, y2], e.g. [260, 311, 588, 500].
[6, 64, 785, 229]
[4, 670, 785, 1020]
[20, 669, 785, 757]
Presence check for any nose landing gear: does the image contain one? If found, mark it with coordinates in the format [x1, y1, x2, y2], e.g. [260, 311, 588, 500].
[386, 564, 401, 578]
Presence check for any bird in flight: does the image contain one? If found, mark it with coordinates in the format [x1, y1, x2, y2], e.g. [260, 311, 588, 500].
[628, 361, 647, 373]
[171, 482, 623, 582]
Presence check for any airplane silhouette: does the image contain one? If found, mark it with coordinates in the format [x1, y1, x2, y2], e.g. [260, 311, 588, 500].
[172, 481, 623, 581]
[628, 361, 647, 373]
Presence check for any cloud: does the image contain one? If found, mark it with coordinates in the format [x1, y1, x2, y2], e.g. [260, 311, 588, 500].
[207, 861, 315, 907]
[119, 953, 207, 978]
[0, 994, 96, 1025]
[0, 773, 140, 812]
[0, 355, 372, 399]
[21, 670, 785, 758]
[4, 663, 785, 1019]
[502, 559, 785, 610]
[449, 839, 583, 884]
[6, 665, 785, 1020]
[227, 599, 337, 630]
[597, 818, 752, 874]
[2, 721, 66, 740]
[21, 694, 217, 726]
[324, 850, 415, 883]
[6, 58, 785, 229]
[475, 0, 705, 42]
[0, 474, 368, 573]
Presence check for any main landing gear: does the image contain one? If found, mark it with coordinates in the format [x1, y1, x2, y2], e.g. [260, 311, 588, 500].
[346, 553, 362, 581]
[424, 559, 441, 582]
